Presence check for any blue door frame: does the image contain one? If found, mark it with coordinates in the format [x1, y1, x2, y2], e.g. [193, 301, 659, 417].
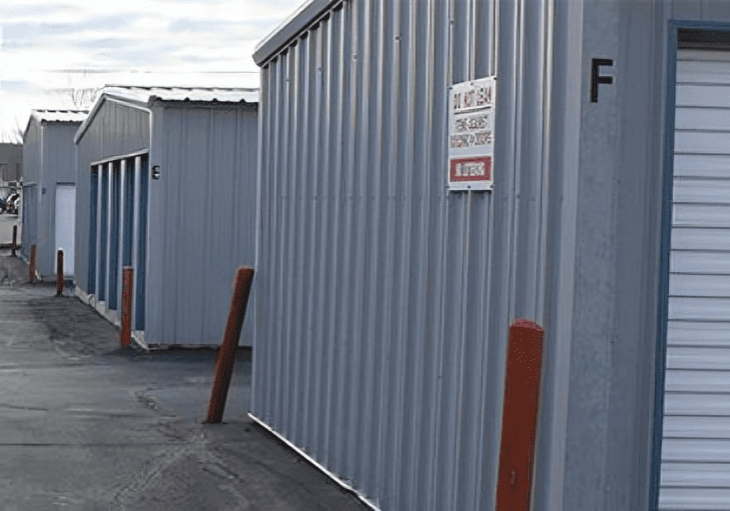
[88, 169, 98, 294]
[98, 166, 108, 302]
[108, 161, 120, 310]
[135, 157, 148, 331]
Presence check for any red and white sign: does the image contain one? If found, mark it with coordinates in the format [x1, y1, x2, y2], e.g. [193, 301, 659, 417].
[448, 77, 496, 191]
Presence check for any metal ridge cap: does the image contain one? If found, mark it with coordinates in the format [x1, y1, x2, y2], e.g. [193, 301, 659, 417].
[253, 0, 341, 66]
[104, 85, 259, 104]
[31, 109, 88, 122]
[104, 84, 258, 92]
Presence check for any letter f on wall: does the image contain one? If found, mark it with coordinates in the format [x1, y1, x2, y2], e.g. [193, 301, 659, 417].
[591, 58, 614, 103]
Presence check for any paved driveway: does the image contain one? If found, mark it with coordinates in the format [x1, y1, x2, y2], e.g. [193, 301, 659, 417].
[0, 258, 369, 511]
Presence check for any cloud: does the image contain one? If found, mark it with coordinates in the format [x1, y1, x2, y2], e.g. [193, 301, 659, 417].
[0, 0, 303, 137]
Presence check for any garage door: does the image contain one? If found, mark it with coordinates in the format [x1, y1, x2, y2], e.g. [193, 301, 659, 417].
[660, 49, 730, 510]
[55, 184, 75, 277]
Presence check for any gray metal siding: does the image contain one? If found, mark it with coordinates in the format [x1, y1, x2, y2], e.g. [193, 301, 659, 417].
[132, 104, 258, 346]
[38, 123, 80, 277]
[22, 121, 80, 275]
[22, 184, 37, 263]
[22, 122, 41, 260]
[74, 100, 150, 295]
[252, 1, 692, 511]
[254, 1, 547, 509]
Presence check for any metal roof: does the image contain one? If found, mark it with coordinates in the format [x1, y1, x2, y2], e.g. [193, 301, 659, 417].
[75, 85, 259, 144]
[24, 109, 88, 140]
[253, 0, 339, 66]
[103, 85, 259, 105]
[30, 110, 88, 124]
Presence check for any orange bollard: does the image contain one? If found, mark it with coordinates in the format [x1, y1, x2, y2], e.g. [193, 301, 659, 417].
[29, 244, 36, 284]
[206, 266, 255, 424]
[495, 319, 545, 511]
[56, 249, 64, 296]
[120, 266, 133, 347]
[11, 225, 17, 257]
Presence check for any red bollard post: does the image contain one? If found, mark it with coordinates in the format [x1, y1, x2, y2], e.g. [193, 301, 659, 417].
[206, 266, 255, 424]
[120, 266, 134, 347]
[495, 319, 545, 511]
[11, 225, 17, 257]
[56, 249, 64, 296]
[29, 244, 36, 284]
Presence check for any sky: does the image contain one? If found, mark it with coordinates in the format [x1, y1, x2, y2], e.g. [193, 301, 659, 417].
[0, 0, 304, 143]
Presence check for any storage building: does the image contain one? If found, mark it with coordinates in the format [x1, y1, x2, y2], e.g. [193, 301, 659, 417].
[74, 86, 258, 348]
[0, 143, 23, 186]
[251, 1, 730, 510]
[22, 110, 88, 278]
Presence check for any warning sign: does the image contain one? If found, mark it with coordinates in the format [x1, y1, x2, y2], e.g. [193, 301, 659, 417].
[448, 77, 496, 191]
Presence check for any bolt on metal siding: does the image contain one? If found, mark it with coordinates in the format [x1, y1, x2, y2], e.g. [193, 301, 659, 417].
[22, 122, 42, 262]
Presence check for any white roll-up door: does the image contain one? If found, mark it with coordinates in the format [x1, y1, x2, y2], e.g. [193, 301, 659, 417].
[55, 184, 75, 277]
[660, 49, 730, 510]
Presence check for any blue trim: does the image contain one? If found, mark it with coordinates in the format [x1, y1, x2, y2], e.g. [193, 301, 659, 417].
[88, 170, 98, 294]
[649, 20, 730, 511]
[135, 157, 148, 331]
[99, 167, 108, 301]
[122, 158, 134, 266]
[669, 18, 730, 31]
[108, 162, 120, 310]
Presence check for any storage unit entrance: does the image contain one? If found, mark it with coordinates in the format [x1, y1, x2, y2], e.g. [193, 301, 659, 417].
[655, 27, 730, 511]
[74, 86, 258, 347]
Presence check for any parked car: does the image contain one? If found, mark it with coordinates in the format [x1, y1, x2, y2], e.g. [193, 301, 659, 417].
[0, 197, 6, 214]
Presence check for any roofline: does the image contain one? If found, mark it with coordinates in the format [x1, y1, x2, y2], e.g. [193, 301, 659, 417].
[75, 93, 150, 145]
[253, 0, 342, 66]
[24, 111, 87, 141]
[74, 89, 258, 144]
[23, 117, 32, 141]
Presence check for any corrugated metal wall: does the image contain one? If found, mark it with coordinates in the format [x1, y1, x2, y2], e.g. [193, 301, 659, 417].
[76, 98, 258, 346]
[253, 1, 730, 510]
[75, 100, 150, 293]
[252, 1, 560, 509]
[144, 103, 258, 346]
[22, 122, 41, 260]
[22, 121, 80, 275]
[37, 123, 80, 277]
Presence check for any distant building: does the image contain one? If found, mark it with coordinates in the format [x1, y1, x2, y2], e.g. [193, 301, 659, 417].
[22, 110, 88, 278]
[0, 143, 23, 187]
[74, 86, 258, 349]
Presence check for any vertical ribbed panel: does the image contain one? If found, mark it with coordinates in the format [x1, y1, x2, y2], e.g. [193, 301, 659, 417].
[253, 1, 556, 510]
[22, 122, 41, 261]
[75, 100, 257, 346]
[136, 104, 259, 346]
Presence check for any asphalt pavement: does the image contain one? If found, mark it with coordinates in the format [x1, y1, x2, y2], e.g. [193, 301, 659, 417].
[0, 214, 369, 511]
